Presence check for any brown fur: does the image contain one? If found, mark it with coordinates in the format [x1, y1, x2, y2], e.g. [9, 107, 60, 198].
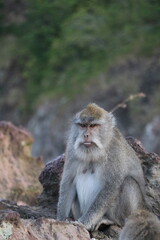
[80, 103, 107, 119]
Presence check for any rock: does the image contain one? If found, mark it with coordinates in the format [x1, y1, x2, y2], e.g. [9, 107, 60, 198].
[141, 116, 160, 155]
[27, 101, 69, 163]
[38, 154, 65, 211]
[0, 199, 54, 219]
[0, 121, 44, 204]
[0, 211, 90, 240]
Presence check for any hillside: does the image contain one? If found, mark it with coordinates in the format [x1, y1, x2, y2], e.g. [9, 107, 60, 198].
[0, 0, 160, 160]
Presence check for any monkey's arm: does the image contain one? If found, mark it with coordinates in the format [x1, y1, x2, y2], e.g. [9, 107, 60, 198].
[57, 165, 76, 221]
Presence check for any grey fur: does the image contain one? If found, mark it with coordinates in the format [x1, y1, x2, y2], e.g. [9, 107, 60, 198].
[57, 104, 147, 231]
[119, 210, 160, 240]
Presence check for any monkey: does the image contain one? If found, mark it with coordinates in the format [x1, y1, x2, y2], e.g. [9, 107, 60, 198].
[119, 210, 160, 240]
[57, 103, 147, 231]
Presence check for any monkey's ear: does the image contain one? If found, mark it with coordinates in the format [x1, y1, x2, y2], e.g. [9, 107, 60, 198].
[108, 112, 116, 127]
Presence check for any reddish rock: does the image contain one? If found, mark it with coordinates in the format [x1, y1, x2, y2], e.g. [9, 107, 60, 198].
[0, 121, 44, 204]
[0, 211, 90, 240]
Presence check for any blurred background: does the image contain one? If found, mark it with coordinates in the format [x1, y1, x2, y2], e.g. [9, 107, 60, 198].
[0, 0, 160, 163]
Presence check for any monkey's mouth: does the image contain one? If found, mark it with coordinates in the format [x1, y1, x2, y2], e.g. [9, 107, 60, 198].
[83, 142, 94, 148]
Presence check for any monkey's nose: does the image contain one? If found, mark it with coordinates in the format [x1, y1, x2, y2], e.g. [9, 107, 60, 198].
[84, 133, 89, 138]
[84, 133, 90, 141]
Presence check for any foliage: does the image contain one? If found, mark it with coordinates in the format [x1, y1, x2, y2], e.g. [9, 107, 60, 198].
[1, 0, 160, 110]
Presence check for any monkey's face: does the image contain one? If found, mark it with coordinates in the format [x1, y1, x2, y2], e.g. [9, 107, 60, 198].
[77, 123, 102, 145]
[68, 104, 115, 162]
[73, 121, 107, 162]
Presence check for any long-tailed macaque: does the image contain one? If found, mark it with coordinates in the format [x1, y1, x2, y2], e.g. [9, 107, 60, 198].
[119, 210, 160, 240]
[57, 103, 147, 231]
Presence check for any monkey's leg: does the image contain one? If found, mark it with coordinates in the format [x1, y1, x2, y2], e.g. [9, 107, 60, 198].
[114, 176, 146, 226]
[77, 176, 145, 231]
[94, 176, 146, 230]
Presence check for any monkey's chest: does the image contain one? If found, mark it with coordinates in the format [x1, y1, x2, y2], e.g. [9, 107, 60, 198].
[75, 170, 102, 214]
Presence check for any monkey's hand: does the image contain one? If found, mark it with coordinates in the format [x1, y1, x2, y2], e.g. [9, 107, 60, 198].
[78, 217, 95, 231]
[67, 220, 86, 229]
[65, 217, 74, 221]
[56, 215, 66, 221]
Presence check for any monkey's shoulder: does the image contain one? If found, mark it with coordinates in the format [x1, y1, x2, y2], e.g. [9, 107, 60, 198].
[112, 127, 139, 158]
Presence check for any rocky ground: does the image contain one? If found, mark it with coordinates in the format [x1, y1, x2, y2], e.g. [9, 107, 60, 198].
[0, 122, 160, 240]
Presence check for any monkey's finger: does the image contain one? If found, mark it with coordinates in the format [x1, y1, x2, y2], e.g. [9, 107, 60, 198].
[69, 220, 86, 229]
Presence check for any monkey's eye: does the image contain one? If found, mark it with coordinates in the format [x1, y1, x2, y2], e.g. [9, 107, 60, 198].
[90, 124, 100, 128]
[78, 123, 87, 128]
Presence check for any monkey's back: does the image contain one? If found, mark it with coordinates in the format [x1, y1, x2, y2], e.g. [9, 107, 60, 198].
[111, 128, 145, 177]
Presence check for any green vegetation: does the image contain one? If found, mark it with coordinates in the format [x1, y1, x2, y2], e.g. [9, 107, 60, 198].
[1, 0, 160, 110]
